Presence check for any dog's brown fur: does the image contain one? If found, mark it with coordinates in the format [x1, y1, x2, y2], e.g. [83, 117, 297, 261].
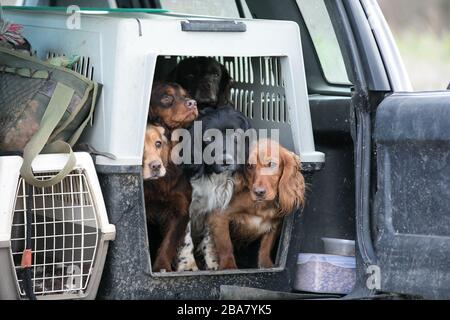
[149, 82, 198, 130]
[208, 139, 305, 270]
[143, 125, 192, 272]
[144, 82, 199, 272]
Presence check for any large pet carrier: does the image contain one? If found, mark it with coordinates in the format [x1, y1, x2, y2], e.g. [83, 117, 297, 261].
[3, 7, 324, 299]
[0, 152, 115, 300]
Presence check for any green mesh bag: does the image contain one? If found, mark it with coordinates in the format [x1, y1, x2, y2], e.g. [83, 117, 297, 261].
[0, 46, 98, 187]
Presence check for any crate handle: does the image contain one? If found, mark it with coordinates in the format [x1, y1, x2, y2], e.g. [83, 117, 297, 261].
[181, 20, 247, 32]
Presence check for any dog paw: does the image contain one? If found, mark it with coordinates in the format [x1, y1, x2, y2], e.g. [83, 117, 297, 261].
[205, 259, 219, 271]
[219, 256, 238, 270]
[204, 256, 219, 270]
[153, 259, 173, 272]
[188, 264, 199, 272]
[177, 259, 199, 272]
[258, 258, 275, 269]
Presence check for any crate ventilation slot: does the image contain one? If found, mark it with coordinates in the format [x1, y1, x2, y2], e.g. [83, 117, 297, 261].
[261, 92, 288, 123]
[231, 88, 254, 119]
[46, 52, 95, 80]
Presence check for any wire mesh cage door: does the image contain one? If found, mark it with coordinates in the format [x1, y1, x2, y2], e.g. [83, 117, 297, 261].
[10, 169, 100, 298]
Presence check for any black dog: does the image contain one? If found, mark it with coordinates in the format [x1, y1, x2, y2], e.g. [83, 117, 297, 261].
[177, 106, 252, 270]
[168, 57, 233, 109]
[183, 106, 252, 178]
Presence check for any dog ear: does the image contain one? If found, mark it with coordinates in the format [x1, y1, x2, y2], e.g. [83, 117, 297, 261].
[148, 106, 157, 121]
[180, 124, 205, 179]
[147, 105, 160, 124]
[159, 128, 172, 167]
[148, 81, 166, 124]
[199, 107, 217, 118]
[233, 171, 249, 193]
[218, 64, 233, 106]
[278, 150, 305, 215]
[147, 103, 168, 133]
[240, 113, 252, 131]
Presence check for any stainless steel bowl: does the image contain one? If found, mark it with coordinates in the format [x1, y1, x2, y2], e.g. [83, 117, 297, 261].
[321, 238, 356, 257]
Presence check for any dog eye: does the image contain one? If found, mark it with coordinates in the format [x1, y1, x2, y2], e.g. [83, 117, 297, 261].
[267, 161, 277, 168]
[162, 94, 175, 104]
[187, 74, 195, 79]
[213, 73, 220, 78]
[155, 141, 162, 148]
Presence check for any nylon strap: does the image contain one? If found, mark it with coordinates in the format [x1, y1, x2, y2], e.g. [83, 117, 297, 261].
[20, 82, 76, 187]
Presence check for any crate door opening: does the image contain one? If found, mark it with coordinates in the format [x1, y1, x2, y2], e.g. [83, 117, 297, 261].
[144, 55, 302, 273]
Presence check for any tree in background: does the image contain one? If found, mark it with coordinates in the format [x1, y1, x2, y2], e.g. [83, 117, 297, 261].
[378, 0, 450, 91]
[379, 0, 450, 35]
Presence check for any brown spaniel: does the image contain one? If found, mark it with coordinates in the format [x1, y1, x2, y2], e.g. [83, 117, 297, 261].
[145, 82, 200, 272]
[143, 124, 194, 272]
[149, 82, 198, 130]
[208, 139, 305, 270]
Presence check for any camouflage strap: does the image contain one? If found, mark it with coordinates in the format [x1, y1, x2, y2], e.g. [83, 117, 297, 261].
[67, 83, 97, 146]
[20, 82, 76, 187]
[52, 81, 98, 146]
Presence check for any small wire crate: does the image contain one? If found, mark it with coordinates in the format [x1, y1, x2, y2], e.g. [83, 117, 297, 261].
[0, 153, 115, 300]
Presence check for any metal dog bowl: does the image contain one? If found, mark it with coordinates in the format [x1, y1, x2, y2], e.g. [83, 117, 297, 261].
[321, 238, 356, 257]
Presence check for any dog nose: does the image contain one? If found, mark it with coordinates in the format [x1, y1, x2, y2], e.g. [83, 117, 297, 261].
[150, 161, 162, 171]
[253, 187, 266, 198]
[185, 99, 197, 109]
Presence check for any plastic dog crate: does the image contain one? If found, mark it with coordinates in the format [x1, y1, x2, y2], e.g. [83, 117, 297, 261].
[3, 8, 325, 299]
[0, 153, 116, 300]
[4, 7, 323, 167]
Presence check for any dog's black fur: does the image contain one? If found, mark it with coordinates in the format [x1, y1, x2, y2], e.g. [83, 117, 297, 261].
[177, 106, 252, 270]
[182, 106, 252, 179]
[167, 57, 233, 109]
